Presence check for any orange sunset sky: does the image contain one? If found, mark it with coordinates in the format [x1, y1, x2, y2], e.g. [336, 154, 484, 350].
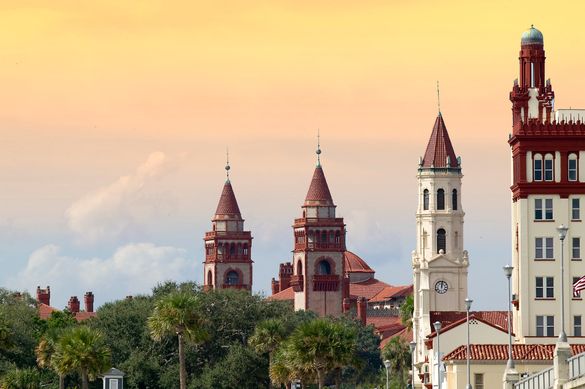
[2, 1, 585, 308]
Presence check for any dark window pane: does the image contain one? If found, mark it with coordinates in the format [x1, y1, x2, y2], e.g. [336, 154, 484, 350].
[437, 229, 446, 253]
[437, 189, 445, 210]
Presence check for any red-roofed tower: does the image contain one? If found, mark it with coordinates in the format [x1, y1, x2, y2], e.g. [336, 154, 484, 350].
[203, 157, 253, 291]
[290, 139, 346, 316]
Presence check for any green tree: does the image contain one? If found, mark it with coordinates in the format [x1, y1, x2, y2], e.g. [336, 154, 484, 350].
[148, 291, 208, 389]
[52, 326, 111, 389]
[0, 367, 42, 389]
[381, 337, 411, 388]
[249, 318, 287, 388]
[400, 295, 414, 330]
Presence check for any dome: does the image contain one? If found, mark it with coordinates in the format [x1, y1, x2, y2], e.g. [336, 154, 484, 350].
[521, 25, 544, 45]
[344, 251, 374, 274]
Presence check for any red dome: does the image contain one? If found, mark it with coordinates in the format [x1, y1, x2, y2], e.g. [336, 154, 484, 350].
[344, 251, 374, 274]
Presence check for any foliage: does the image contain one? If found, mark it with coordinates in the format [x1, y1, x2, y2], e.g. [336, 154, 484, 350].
[400, 295, 414, 330]
[381, 336, 411, 388]
[0, 367, 42, 389]
[337, 316, 381, 386]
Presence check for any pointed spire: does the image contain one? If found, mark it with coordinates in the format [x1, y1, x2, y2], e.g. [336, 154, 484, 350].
[215, 154, 241, 217]
[225, 147, 230, 183]
[421, 113, 458, 169]
[437, 81, 441, 115]
[304, 135, 334, 206]
[316, 129, 322, 167]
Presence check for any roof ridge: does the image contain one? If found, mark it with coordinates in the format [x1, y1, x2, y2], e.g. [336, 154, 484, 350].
[421, 114, 458, 169]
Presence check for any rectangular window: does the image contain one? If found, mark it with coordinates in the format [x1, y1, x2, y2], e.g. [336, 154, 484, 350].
[575, 316, 582, 337]
[534, 159, 543, 181]
[535, 237, 554, 259]
[573, 198, 581, 220]
[535, 198, 542, 220]
[536, 277, 554, 298]
[569, 158, 578, 181]
[545, 199, 553, 220]
[545, 159, 554, 181]
[536, 315, 555, 336]
[573, 237, 581, 260]
[474, 373, 484, 389]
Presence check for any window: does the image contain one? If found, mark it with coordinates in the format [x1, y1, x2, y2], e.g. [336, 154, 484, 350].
[318, 260, 331, 275]
[536, 315, 554, 336]
[207, 270, 212, 285]
[474, 373, 484, 389]
[573, 198, 581, 220]
[534, 155, 543, 181]
[575, 316, 582, 336]
[573, 238, 581, 260]
[535, 237, 554, 259]
[569, 154, 578, 181]
[452, 189, 458, 210]
[574, 277, 581, 298]
[437, 229, 446, 254]
[243, 244, 249, 256]
[423, 189, 429, 210]
[536, 277, 554, 298]
[534, 199, 553, 220]
[544, 156, 554, 181]
[226, 270, 239, 285]
[437, 189, 445, 210]
[109, 380, 119, 389]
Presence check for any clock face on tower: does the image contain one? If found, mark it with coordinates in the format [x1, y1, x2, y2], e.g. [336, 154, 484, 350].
[435, 280, 448, 294]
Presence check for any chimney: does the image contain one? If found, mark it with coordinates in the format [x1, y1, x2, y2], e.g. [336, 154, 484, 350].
[279, 262, 293, 291]
[357, 297, 367, 325]
[271, 278, 280, 295]
[125, 295, 133, 300]
[68, 296, 80, 314]
[84, 292, 94, 313]
[36, 286, 50, 306]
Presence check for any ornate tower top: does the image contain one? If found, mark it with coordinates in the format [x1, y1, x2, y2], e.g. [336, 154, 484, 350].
[421, 113, 459, 170]
[304, 136, 335, 208]
[521, 25, 544, 46]
[213, 157, 242, 221]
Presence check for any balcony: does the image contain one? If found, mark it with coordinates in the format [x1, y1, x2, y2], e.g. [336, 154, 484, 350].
[222, 284, 248, 290]
[312, 275, 340, 292]
[290, 275, 304, 292]
[306, 242, 343, 250]
[294, 217, 345, 226]
[206, 254, 250, 262]
[204, 231, 251, 239]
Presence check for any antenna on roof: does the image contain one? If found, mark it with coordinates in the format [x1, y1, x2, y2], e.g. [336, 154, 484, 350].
[225, 147, 231, 182]
[316, 129, 322, 167]
[437, 81, 441, 115]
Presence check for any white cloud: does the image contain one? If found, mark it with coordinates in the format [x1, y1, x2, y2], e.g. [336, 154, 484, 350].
[10, 243, 194, 308]
[65, 151, 170, 244]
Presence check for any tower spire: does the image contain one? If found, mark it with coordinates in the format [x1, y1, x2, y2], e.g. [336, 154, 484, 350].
[437, 81, 441, 115]
[225, 147, 230, 182]
[316, 129, 322, 167]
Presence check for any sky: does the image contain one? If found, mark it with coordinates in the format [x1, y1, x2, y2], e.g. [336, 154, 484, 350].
[2, 0, 585, 310]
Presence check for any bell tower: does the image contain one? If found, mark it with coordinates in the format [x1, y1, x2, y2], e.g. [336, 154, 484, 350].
[412, 109, 469, 368]
[290, 139, 346, 316]
[203, 156, 253, 291]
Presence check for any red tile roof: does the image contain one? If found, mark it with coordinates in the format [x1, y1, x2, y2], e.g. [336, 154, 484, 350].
[344, 251, 374, 274]
[381, 327, 413, 349]
[422, 113, 458, 169]
[267, 286, 294, 301]
[443, 344, 585, 361]
[74, 312, 97, 321]
[428, 311, 510, 338]
[369, 285, 413, 303]
[38, 303, 58, 320]
[304, 166, 334, 206]
[350, 278, 391, 300]
[215, 181, 241, 216]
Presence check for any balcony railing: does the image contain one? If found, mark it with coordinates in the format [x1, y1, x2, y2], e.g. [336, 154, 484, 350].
[290, 275, 304, 292]
[513, 366, 553, 389]
[313, 275, 340, 292]
[294, 217, 345, 225]
[206, 254, 250, 261]
[569, 350, 585, 379]
[204, 231, 251, 239]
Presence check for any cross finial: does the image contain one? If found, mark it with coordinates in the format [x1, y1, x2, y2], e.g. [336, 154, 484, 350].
[437, 81, 441, 115]
[316, 129, 322, 167]
[225, 147, 231, 182]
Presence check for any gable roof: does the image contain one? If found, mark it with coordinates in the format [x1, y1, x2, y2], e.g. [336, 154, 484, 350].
[421, 113, 458, 169]
[349, 278, 391, 300]
[369, 285, 413, 303]
[428, 311, 510, 338]
[267, 286, 294, 301]
[304, 166, 334, 206]
[444, 344, 585, 361]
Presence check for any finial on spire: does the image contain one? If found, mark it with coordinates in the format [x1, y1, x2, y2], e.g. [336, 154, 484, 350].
[316, 129, 322, 167]
[225, 147, 231, 182]
[436, 81, 441, 115]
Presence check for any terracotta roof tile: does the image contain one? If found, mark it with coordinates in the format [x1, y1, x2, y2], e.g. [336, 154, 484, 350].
[344, 251, 375, 274]
[215, 181, 242, 216]
[304, 166, 334, 206]
[369, 285, 413, 303]
[429, 311, 510, 337]
[267, 286, 294, 301]
[74, 312, 97, 322]
[422, 114, 458, 169]
[380, 327, 413, 349]
[444, 344, 585, 361]
[38, 303, 58, 320]
[349, 278, 391, 300]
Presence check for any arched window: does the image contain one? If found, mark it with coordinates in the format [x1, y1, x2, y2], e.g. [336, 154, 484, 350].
[318, 260, 331, 275]
[534, 153, 543, 181]
[226, 270, 239, 285]
[329, 231, 335, 243]
[237, 243, 243, 255]
[217, 243, 224, 255]
[544, 153, 554, 181]
[423, 189, 429, 210]
[297, 260, 303, 275]
[437, 189, 445, 210]
[315, 230, 321, 242]
[452, 189, 458, 211]
[207, 270, 213, 285]
[437, 228, 446, 254]
[321, 231, 328, 243]
[335, 231, 340, 243]
[243, 244, 248, 256]
[229, 243, 236, 256]
[308, 230, 315, 243]
[569, 153, 578, 181]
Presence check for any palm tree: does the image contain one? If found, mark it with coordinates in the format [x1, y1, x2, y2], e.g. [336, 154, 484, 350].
[382, 336, 411, 387]
[1, 367, 42, 389]
[249, 318, 287, 388]
[400, 295, 414, 330]
[148, 291, 208, 389]
[36, 336, 66, 389]
[52, 326, 111, 389]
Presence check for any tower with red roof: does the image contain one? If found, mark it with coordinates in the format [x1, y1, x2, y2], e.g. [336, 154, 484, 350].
[203, 159, 253, 291]
[412, 110, 470, 374]
[289, 141, 346, 316]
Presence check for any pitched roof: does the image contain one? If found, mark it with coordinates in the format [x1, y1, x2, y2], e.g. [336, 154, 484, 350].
[349, 278, 391, 300]
[381, 327, 413, 349]
[421, 113, 458, 169]
[215, 180, 242, 217]
[267, 286, 294, 301]
[38, 303, 58, 320]
[369, 284, 413, 303]
[443, 344, 585, 361]
[428, 311, 510, 338]
[344, 251, 375, 274]
[304, 166, 334, 206]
